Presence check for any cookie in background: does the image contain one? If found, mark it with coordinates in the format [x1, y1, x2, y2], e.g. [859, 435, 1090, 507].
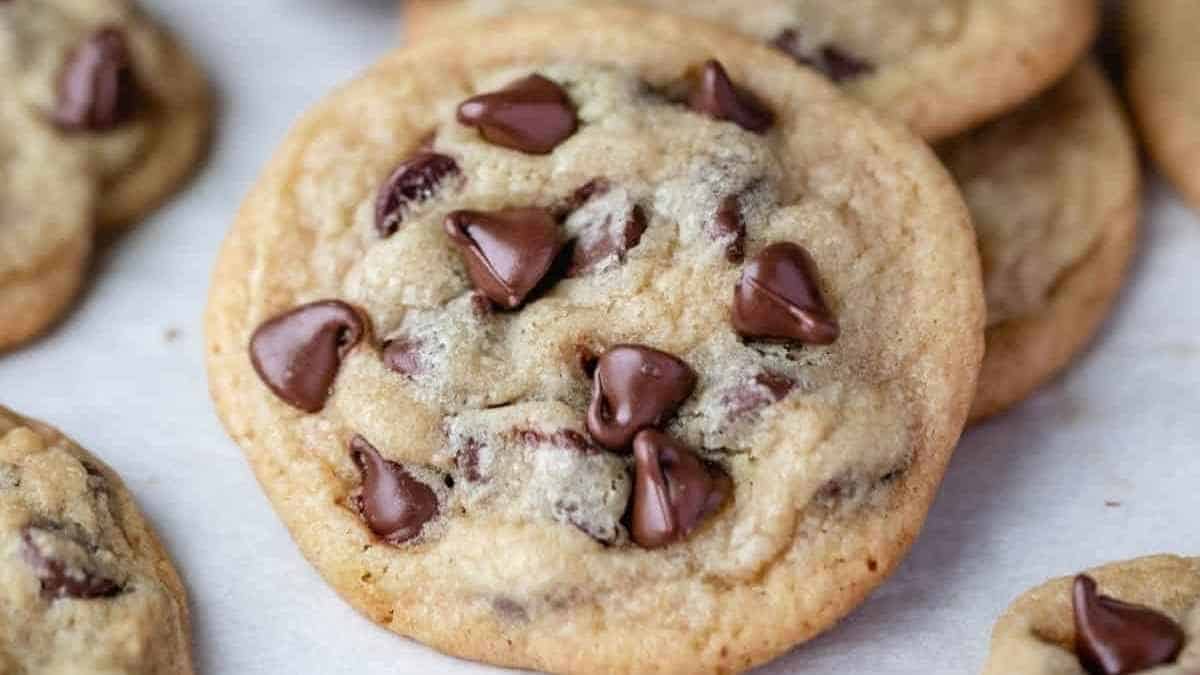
[403, 0, 1098, 142]
[0, 0, 211, 352]
[983, 555, 1197, 675]
[939, 63, 1140, 422]
[1124, 0, 1200, 214]
[0, 407, 194, 674]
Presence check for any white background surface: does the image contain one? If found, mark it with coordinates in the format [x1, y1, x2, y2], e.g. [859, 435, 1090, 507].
[2, 1, 1196, 673]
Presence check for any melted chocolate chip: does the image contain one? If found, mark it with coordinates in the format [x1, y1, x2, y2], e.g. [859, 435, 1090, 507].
[445, 208, 566, 309]
[688, 60, 774, 134]
[630, 430, 731, 548]
[54, 28, 139, 132]
[1073, 575, 1185, 675]
[771, 29, 875, 83]
[249, 301, 366, 413]
[457, 74, 578, 154]
[733, 242, 839, 345]
[375, 153, 461, 237]
[713, 194, 746, 263]
[722, 372, 796, 420]
[20, 528, 120, 600]
[568, 204, 647, 277]
[586, 345, 697, 451]
[350, 436, 439, 545]
[382, 337, 423, 377]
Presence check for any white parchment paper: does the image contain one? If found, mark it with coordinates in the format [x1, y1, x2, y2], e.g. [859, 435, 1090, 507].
[1, 1, 1195, 673]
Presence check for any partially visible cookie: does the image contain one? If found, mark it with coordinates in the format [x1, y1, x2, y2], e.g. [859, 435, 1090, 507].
[938, 63, 1139, 422]
[208, 8, 984, 674]
[405, 0, 1098, 141]
[1, 0, 212, 230]
[0, 407, 194, 674]
[1124, 0, 1200, 213]
[0, 0, 212, 351]
[0, 95, 95, 352]
[984, 555, 1200, 675]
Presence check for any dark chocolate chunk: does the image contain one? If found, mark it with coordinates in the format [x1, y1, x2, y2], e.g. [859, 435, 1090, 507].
[444, 208, 565, 309]
[771, 29, 875, 83]
[375, 153, 461, 237]
[54, 28, 139, 132]
[688, 60, 774, 134]
[457, 74, 578, 154]
[350, 436, 439, 545]
[586, 345, 696, 451]
[20, 528, 121, 600]
[713, 194, 746, 263]
[722, 372, 796, 420]
[630, 430, 731, 548]
[1073, 575, 1185, 675]
[382, 337, 423, 378]
[733, 242, 839, 345]
[567, 204, 647, 277]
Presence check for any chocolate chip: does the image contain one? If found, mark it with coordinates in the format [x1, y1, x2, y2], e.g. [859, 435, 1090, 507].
[771, 29, 875, 83]
[713, 194, 746, 263]
[688, 60, 774, 134]
[630, 430, 731, 548]
[567, 204, 647, 277]
[1073, 575, 1184, 675]
[733, 242, 839, 345]
[722, 372, 796, 420]
[455, 438, 484, 483]
[457, 74, 578, 154]
[445, 208, 565, 310]
[249, 301, 366, 413]
[350, 436, 439, 545]
[54, 28, 139, 132]
[819, 46, 875, 83]
[20, 528, 120, 600]
[375, 153, 461, 237]
[586, 345, 697, 451]
[565, 178, 610, 212]
[382, 337, 423, 377]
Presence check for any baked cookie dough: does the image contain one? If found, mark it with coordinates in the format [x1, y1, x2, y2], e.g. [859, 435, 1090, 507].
[0, 0, 212, 351]
[207, 8, 984, 674]
[405, 0, 1098, 141]
[939, 62, 1140, 422]
[984, 555, 1200, 675]
[0, 407, 194, 674]
[1124, 0, 1200, 213]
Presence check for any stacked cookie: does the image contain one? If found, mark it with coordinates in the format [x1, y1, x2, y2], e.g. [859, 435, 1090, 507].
[0, 0, 210, 352]
[201, 3, 1176, 675]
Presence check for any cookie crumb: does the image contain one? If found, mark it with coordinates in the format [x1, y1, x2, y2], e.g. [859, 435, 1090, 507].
[1104, 500, 1122, 508]
[164, 327, 182, 343]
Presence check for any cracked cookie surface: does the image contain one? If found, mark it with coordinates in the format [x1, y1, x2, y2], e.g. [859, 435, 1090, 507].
[206, 8, 983, 674]
[939, 63, 1139, 422]
[404, 0, 1098, 141]
[984, 555, 1200, 675]
[0, 407, 193, 675]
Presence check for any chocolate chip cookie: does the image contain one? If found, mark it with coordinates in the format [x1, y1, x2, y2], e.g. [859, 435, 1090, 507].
[939, 62, 1140, 422]
[1124, 0, 1200, 213]
[984, 555, 1200, 675]
[405, 0, 1099, 141]
[0, 0, 211, 350]
[206, 8, 984, 673]
[0, 407, 194, 674]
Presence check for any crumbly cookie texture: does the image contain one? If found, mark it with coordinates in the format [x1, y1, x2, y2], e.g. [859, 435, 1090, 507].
[404, 0, 1098, 141]
[0, 0, 211, 351]
[1125, 0, 1200, 214]
[1, 0, 211, 230]
[0, 407, 193, 675]
[939, 63, 1139, 422]
[984, 555, 1200, 675]
[207, 9, 983, 674]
